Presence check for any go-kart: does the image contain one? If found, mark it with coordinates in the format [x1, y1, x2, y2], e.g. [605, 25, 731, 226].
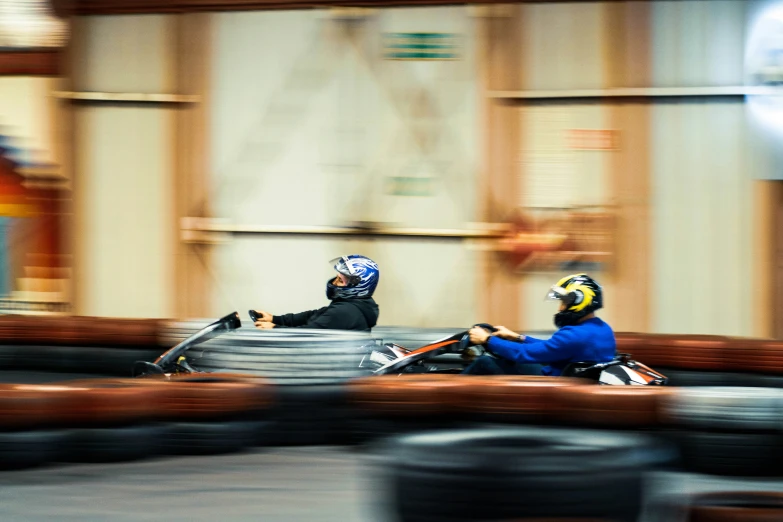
[132, 311, 244, 378]
[358, 323, 668, 385]
[132, 311, 668, 386]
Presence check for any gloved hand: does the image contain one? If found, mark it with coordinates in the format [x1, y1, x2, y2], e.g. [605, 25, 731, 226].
[468, 326, 492, 345]
[252, 310, 273, 322]
[255, 321, 275, 329]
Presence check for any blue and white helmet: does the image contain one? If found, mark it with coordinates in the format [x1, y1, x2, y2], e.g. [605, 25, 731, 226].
[326, 255, 380, 300]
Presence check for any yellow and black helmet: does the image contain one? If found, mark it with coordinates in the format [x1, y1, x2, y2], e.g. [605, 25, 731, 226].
[546, 273, 604, 328]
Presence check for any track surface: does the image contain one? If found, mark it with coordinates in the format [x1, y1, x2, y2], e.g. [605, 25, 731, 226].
[0, 447, 374, 521]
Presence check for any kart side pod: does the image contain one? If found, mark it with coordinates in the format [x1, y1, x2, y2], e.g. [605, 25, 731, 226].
[561, 354, 668, 385]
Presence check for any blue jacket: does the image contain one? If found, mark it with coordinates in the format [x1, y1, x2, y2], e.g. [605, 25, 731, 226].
[485, 317, 616, 376]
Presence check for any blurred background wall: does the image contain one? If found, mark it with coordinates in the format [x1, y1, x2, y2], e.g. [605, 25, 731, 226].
[3, 0, 783, 338]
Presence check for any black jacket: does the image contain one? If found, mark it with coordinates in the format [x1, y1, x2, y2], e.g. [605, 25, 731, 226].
[271, 297, 379, 331]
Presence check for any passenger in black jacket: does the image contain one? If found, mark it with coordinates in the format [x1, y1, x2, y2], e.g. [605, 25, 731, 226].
[253, 254, 380, 332]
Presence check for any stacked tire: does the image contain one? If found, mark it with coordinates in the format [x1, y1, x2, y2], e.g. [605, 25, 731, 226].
[0, 374, 276, 469]
[660, 387, 783, 477]
[370, 426, 678, 522]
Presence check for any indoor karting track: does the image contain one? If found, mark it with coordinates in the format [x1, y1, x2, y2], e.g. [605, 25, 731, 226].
[4, 318, 783, 521]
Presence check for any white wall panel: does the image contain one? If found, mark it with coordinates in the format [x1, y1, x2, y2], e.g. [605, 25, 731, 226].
[75, 15, 176, 318]
[210, 7, 479, 326]
[77, 15, 175, 93]
[651, 0, 746, 87]
[520, 2, 606, 91]
[651, 101, 754, 335]
[77, 107, 175, 318]
[648, 1, 765, 335]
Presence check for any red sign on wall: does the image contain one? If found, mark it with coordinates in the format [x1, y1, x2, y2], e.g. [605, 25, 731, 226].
[565, 129, 619, 150]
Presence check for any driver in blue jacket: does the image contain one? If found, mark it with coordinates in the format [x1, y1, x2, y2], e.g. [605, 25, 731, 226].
[463, 273, 616, 376]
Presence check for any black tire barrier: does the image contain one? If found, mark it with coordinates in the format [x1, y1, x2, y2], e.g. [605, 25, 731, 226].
[370, 426, 679, 522]
[671, 431, 783, 478]
[660, 387, 783, 477]
[349, 417, 476, 446]
[0, 420, 276, 470]
[59, 425, 167, 464]
[160, 420, 271, 456]
[0, 345, 162, 376]
[654, 368, 783, 388]
[653, 369, 744, 387]
[0, 371, 112, 384]
[263, 385, 354, 446]
[0, 430, 63, 471]
[2, 375, 783, 480]
[661, 387, 783, 431]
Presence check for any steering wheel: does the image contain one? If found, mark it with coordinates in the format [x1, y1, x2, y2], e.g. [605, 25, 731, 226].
[472, 323, 498, 334]
[461, 323, 501, 358]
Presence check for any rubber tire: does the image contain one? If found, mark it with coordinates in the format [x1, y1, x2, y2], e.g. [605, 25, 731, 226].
[653, 369, 741, 387]
[673, 431, 783, 477]
[660, 387, 783, 431]
[372, 426, 678, 522]
[264, 385, 351, 446]
[59, 424, 167, 463]
[0, 345, 162, 376]
[0, 430, 65, 470]
[160, 420, 269, 456]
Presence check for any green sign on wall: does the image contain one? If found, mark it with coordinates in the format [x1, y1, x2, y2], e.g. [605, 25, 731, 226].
[385, 176, 436, 196]
[383, 33, 460, 61]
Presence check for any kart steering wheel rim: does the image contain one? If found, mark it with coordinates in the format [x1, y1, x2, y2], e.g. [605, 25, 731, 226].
[466, 323, 501, 358]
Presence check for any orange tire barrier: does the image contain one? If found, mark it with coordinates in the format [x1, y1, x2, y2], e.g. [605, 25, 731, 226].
[734, 340, 783, 374]
[0, 381, 158, 429]
[552, 386, 673, 427]
[652, 336, 727, 371]
[615, 333, 725, 370]
[451, 376, 590, 421]
[0, 374, 276, 428]
[686, 491, 783, 522]
[0, 315, 164, 347]
[143, 373, 274, 420]
[615, 332, 783, 376]
[614, 332, 651, 354]
[0, 384, 80, 429]
[346, 374, 477, 417]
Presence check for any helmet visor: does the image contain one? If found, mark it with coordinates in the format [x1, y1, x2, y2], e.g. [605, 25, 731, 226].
[545, 285, 578, 307]
[329, 257, 361, 286]
[545, 285, 567, 301]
